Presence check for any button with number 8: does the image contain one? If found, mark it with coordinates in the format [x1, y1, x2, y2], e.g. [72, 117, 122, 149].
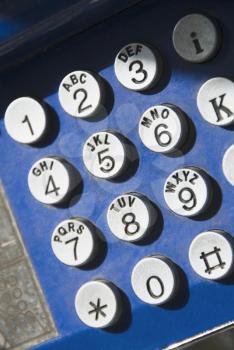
[107, 192, 157, 242]
[4, 97, 48, 144]
[139, 104, 188, 153]
[164, 167, 211, 217]
[51, 218, 97, 267]
[83, 131, 129, 179]
[114, 43, 162, 91]
[28, 157, 80, 205]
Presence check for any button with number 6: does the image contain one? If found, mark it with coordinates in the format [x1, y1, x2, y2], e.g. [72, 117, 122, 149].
[51, 218, 97, 266]
[114, 43, 162, 91]
[28, 157, 80, 205]
[83, 131, 129, 179]
[139, 104, 188, 153]
[4, 97, 48, 144]
[107, 192, 157, 242]
[164, 167, 211, 217]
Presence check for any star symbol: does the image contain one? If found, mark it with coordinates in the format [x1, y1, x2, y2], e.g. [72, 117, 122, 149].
[88, 298, 108, 320]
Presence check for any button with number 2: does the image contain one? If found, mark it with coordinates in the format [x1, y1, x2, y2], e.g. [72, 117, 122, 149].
[114, 43, 162, 91]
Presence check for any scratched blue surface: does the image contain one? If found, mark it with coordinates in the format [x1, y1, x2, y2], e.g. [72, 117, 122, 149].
[1, 0, 234, 349]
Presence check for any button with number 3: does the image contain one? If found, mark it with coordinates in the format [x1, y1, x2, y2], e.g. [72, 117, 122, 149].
[4, 97, 48, 144]
[28, 157, 79, 205]
[107, 192, 157, 242]
[83, 131, 128, 179]
[164, 167, 211, 217]
[51, 218, 97, 266]
[114, 43, 162, 91]
[139, 104, 188, 153]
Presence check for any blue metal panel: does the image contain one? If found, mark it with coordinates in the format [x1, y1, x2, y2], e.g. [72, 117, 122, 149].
[0, 0, 234, 349]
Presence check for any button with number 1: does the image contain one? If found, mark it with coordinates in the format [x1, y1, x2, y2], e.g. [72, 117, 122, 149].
[114, 43, 162, 91]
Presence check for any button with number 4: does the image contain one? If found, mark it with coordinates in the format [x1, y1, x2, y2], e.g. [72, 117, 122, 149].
[51, 218, 97, 267]
[83, 131, 129, 179]
[114, 43, 162, 91]
[139, 104, 188, 153]
[107, 192, 157, 242]
[131, 255, 179, 305]
[58, 70, 103, 118]
[28, 157, 80, 205]
[4, 97, 48, 144]
[164, 167, 211, 217]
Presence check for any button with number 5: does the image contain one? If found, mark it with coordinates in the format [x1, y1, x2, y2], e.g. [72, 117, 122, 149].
[58, 70, 104, 118]
[51, 218, 97, 266]
[164, 167, 211, 217]
[4, 97, 48, 144]
[107, 192, 157, 242]
[28, 157, 80, 205]
[114, 43, 163, 91]
[139, 104, 188, 153]
[83, 131, 129, 179]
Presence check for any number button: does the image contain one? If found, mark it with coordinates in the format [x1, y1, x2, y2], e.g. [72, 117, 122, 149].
[131, 255, 179, 305]
[164, 167, 211, 217]
[189, 230, 234, 280]
[114, 43, 162, 91]
[28, 157, 80, 205]
[139, 104, 188, 153]
[51, 218, 97, 267]
[75, 280, 122, 328]
[58, 71, 103, 118]
[107, 192, 157, 242]
[197, 77, 234, 126]
[83, 131, 128, 179]
[4, 97, 48, 144]
[173, 13, 221, 63]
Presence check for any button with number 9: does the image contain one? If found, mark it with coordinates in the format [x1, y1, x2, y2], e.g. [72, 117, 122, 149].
[58, 70, 103, 118]
[4, 97, 48, 144]
[83, 131, 129, 179]
[28, 157, 80, 205]
[139, 104, 188, 153]
[164, 167, 211, 217]
[114, 43, 162, 91]
[107, 192, 157, 242]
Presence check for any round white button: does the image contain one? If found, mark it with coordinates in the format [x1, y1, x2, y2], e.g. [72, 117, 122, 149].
[75, 280, 122, 328]
[4, 97, 47, 144]
[83, 131, 127, 179]
[173, 14, 221, 63]
[164, 167, 211, 217]
[28, 157, 78, 205]
[222, 144, 234, 185]
[197, 77, 234, 126]
[189, 230, 234, 280]
[58, 71, 103, 118]
[51, 218, 96, 266]
[114, 43, 162, 91]
[107, 192, 157, 242]
[139, 104, 187, 153]
[131, 255, 178, 305]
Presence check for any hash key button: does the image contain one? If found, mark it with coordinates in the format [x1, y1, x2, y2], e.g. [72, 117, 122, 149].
[197, 77, 234, 126]
[189, 230, 234, 280]
[75, 280, 122, 328]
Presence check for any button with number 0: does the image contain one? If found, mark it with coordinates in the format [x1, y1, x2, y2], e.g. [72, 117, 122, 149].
[189, 230, 234, 280]
[83, 131, 128, 179]
[28, 157, 80, 205]
[75, 280, 122, 328]
[51, 218, 97, 266]
[107, 192, 157, 242]
[164, 167, 211, 217]
[139, 104, 188, 153]
[114, 43, 162, 91]
[131, 255, 179, 305]
[58, 70, 103, 118]
[4, 97, 48, 144]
